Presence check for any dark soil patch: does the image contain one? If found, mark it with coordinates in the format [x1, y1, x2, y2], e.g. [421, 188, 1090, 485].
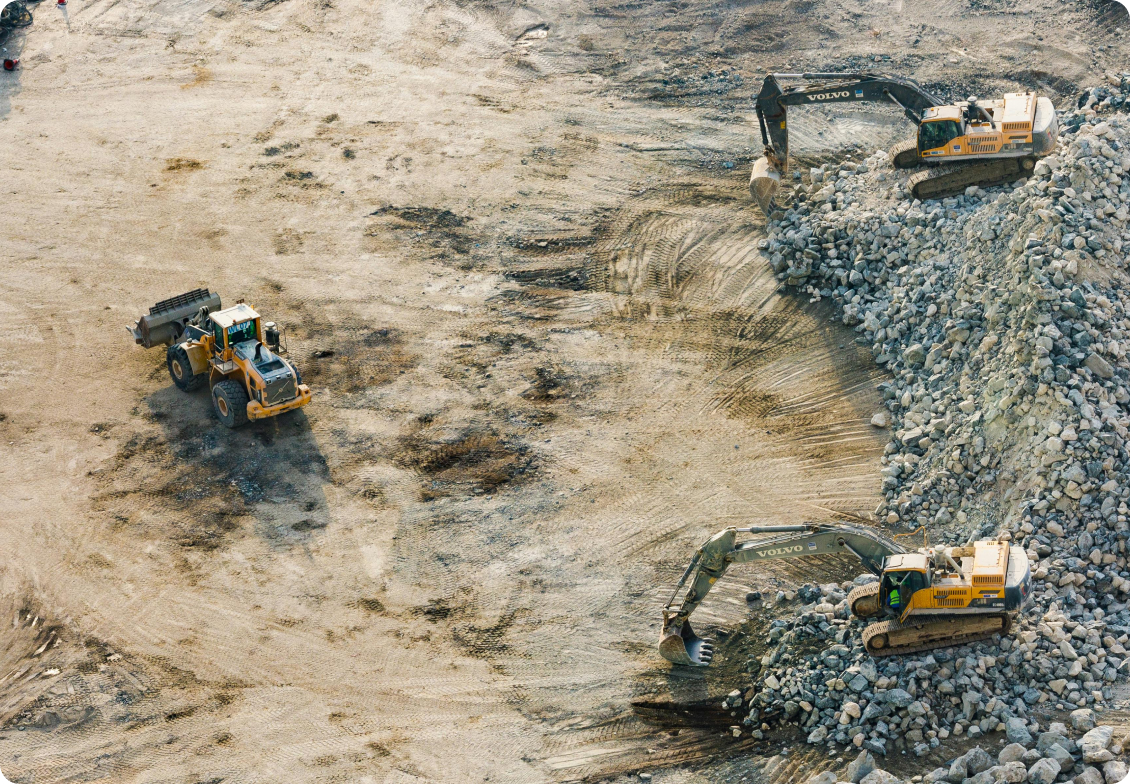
[394, 423, 536, 499]
[369, 205, 469, 229]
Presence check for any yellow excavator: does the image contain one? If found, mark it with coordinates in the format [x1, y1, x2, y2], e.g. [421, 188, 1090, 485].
[131, 288, 312, 428]
[659, 524, 1032, 665]
[749, 73, 1058, 212]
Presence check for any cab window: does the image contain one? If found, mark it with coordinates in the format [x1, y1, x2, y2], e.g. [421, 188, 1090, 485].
[227, 320, 257, 346]
[918, 120, 962, 152]
[881, 569, 928, 610]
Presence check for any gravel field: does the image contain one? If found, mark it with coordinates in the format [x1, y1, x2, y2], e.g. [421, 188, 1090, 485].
[0, 0, 1128, 781]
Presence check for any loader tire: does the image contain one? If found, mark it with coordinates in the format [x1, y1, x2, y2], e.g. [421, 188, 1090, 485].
[889, 139, 921, 170]
[167, 345, 205, 392]
[212, 380, 250, 428]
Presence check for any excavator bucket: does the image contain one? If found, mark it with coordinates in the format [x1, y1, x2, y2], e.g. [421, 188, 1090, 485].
[658, 620, 713, 666]
[749, 156, 782, 215]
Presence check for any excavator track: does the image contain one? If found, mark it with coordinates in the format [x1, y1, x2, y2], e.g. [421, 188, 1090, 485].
[847, 583, 881, 619]
[907, 157, 1034, 201]
[862, 613, 1012, 657]
[888, 139, 921, 170]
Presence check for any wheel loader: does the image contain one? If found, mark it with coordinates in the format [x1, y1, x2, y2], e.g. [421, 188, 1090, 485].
[749, 73, 1058, 212]
[130, 288, 311, 428]
[659, 523, 1031, 665]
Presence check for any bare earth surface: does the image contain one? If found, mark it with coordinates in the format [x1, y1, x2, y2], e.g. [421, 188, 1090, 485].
[0, 0, 1126, 780]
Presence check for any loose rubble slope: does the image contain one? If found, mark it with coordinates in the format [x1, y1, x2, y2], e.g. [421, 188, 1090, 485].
[724, 77, 1130, 779]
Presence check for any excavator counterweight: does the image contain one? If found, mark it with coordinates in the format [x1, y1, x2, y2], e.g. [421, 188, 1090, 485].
[659, 523, 1030, 665]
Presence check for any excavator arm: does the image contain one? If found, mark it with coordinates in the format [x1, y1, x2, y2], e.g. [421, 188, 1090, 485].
[750, 73, 943, 213]
[658, 523, 905, 666]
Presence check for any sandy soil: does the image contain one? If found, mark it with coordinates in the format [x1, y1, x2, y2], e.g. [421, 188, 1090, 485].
[0, 0, 1126, 780]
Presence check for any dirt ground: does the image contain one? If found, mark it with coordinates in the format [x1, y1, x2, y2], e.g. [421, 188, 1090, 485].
[0, 0, 1126, 780]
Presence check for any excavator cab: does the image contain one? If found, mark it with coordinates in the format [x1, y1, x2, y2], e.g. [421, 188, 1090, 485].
[917, 119, 962, 155]
[879, 552, 930, 614]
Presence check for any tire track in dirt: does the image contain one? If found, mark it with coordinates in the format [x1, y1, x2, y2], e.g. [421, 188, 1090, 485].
[448, 173, 890, 780]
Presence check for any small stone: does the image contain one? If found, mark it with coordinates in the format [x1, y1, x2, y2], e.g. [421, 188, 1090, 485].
[885, 688, 913, 708]
[808, 725, 829, 744]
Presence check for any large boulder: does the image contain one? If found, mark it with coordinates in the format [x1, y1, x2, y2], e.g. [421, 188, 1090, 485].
[945, 757, 967, 784]
[964, 747, 994, 776]
[1103, 760, 1128, 784]
[1071, 708, 1097, 732]
[1006, 717, 1033, 746]
[1045, 743, 1075, 771]
[1028, 758, 1062, 784]
[860, 770, 900, 784]
[847, 751, 877, 784]
[971, 762, 1028, 784]
[1081, 726, 1115, 763]
[1038, 730, 1074, 754]
[999, 743, 1027, 765]
[997, 762, 1029, 783]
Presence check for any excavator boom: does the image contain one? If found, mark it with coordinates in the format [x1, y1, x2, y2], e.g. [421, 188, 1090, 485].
[750, 72, 942, 212]
[659, 523, 904, 666]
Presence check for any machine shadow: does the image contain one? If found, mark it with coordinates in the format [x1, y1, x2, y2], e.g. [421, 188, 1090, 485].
[98, 382, 332, 552]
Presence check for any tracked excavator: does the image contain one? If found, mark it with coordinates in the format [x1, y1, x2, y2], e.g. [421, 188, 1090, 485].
[749, 73, 1058, 212]
[659, 524, 1031, 665]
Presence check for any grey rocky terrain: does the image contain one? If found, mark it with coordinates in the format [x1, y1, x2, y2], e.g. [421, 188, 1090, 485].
[720, 77, 1130, 779]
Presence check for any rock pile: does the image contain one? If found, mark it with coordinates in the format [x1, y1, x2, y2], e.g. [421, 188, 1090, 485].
[799, 720, 1126, 784]
[725, 78, 1130, 765]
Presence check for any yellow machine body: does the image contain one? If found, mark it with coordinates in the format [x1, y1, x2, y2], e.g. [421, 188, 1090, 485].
[917, 94, 1056, 163]
[884, 541, 1017, 622]
[179, 303, 312, 421]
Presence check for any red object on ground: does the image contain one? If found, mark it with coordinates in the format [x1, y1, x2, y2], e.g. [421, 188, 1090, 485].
[2, 59, 17, 71]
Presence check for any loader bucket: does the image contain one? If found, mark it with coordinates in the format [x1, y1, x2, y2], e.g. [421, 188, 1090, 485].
[659, 620, 713, 667]
[130, 288, 221, 348]
[749, 155, 782, 215]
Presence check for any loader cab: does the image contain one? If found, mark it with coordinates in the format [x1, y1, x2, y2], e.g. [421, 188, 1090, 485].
[208, 303, 262, 358]
[880, 553, 930, 613]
